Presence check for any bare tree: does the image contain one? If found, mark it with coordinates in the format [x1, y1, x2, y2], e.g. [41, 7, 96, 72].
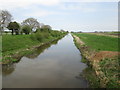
[0, 10, 12, 35]
[21, 18, 40, 32]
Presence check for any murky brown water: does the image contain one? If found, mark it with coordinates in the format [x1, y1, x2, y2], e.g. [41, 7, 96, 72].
[2, 34, 89, 88]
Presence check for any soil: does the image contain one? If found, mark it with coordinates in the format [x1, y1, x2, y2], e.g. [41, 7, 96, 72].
[91, 51, 120, 61]
[73, 35, 85, 45]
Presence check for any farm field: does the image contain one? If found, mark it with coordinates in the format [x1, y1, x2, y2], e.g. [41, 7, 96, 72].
[72, 32, 120, 88]
[73, 33, 119, 52]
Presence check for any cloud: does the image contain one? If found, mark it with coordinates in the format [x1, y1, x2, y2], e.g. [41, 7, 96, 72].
[0, 0, 60, 9]
[61, 2, 97, 13]
[64, 0, 119, 2]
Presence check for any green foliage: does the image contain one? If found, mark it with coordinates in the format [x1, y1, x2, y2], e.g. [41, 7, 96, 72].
[41, 25, 52, 32]
[2, 35, 39, 54]
[22, 25, 31, 34]
[50, 30, 61, 37]
[82, 67, 100, 88]
[31, 31, 50, 42]
[7, 21, 20, 35]
[3, 30, 67, 56]
[99, 58, 119, 88]
[81, 57, 88, 63]
[73, 33, 119, 51]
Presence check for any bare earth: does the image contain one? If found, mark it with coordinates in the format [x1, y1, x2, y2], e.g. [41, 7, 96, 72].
[73, 35, 119, 61]
[72, 35, 85, 45]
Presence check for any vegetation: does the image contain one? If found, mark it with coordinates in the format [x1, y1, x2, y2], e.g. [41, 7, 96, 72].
[21, 18, 40, 32]
[82, 67, 100, 88]
[7, 21, 20, 35]
[73, 33, 119, 51]
[21, 25, 31, 34]
[0, 10, 68, 64]
[72, 32, 120, 88]
[99, 57, 119, 88]
[2, 30, 67, 64]
[0, 10, 12, 35]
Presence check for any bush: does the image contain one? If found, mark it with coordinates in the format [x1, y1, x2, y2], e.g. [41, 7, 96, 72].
[31, 31, 50, 42]
[22, 25, 31, 34]
[50, 31, 62, 37]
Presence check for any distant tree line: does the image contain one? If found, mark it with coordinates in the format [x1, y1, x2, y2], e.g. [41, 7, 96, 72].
[0, 10, 52, 35]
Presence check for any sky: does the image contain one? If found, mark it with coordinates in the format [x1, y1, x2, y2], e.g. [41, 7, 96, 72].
[0, 0, 119, 32]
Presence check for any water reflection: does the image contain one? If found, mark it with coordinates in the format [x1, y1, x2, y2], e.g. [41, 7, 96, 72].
[25, 40, 58, 59]
[2, 64, 15, 76]
[2, 39, 59, 76]
[3, 34, 89, 88]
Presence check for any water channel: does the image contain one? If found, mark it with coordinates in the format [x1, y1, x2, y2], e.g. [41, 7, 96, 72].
[2, 34, 89, 88]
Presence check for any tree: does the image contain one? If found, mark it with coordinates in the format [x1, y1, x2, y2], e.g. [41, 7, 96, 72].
[7, 21, 20, 35]
[41, 25, 52, 32]
[22, 25, 31, 35]
[0, 10, 12, 35]
[21, 18, 40, 32]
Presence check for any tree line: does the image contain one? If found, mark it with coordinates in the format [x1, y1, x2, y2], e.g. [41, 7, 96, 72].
[0, 10, 52, 35]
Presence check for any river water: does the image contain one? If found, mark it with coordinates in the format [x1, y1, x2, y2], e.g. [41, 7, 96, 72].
[2, 34, 89, 88]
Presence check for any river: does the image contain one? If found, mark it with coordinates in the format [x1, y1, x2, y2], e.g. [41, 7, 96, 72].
[2, 34, 89, 88]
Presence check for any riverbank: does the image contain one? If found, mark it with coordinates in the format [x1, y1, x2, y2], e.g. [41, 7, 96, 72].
[2, 31, 68, 64]
[72, 33, 120, 88]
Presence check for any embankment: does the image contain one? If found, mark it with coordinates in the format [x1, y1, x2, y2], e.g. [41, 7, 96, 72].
[2, 31, 68, 64]
[72, 33, 120, 88]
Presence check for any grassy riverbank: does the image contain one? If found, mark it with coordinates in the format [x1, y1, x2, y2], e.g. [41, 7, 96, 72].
[72, 33, 120, 88]
[2, 30, 67, 64]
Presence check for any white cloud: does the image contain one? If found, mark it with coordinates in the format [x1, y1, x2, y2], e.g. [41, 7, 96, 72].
[0, 0, 60, 9]
[61, 3, 97, 13]
[64, 0, 119, 2]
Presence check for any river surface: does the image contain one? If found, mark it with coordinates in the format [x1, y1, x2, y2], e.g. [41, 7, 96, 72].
[2, 34, 89, 88]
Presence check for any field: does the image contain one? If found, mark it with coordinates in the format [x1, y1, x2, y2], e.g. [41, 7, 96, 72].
[73, 33, 119, 52]
[2, 35, 39, 55]
[72, 32, 120, 88]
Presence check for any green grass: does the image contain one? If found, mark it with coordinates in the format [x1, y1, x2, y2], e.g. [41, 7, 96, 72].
[2, 31, 67, 63]
[73, 33, 119, 51]
[82, 67, 100, 88]
[99, 57, 120, 88]
[2, 34, 40, 55]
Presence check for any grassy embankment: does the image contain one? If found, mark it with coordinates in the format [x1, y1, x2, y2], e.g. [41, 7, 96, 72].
[2, 30, 67, 64]
[72, 33, 120, 88]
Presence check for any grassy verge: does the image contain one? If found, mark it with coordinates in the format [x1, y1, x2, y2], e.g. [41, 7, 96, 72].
[2, 30, 68, 64]
[72, 33, 120, 88]
[73, 33, 119, 51]
[99, 57, 120, 88]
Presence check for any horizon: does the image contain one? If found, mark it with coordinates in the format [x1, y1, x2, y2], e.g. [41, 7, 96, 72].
[0, 0, 119, 32]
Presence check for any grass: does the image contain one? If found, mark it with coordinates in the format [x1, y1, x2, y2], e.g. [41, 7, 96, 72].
[99, 57, 120, 88]
[72, 33, 120, 88]
[73, 33, 119, 52]
[82, 67, 100, 88]
[2, 31, 67, 63]
[2, 35, 40, 55]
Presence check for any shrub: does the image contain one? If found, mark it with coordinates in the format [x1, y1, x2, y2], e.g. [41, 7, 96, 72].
[31, 31, 50, 42]
[22, 25, 31, 34]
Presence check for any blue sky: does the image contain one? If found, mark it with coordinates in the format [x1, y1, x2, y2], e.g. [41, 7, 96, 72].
[0, 0, 118, 32]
